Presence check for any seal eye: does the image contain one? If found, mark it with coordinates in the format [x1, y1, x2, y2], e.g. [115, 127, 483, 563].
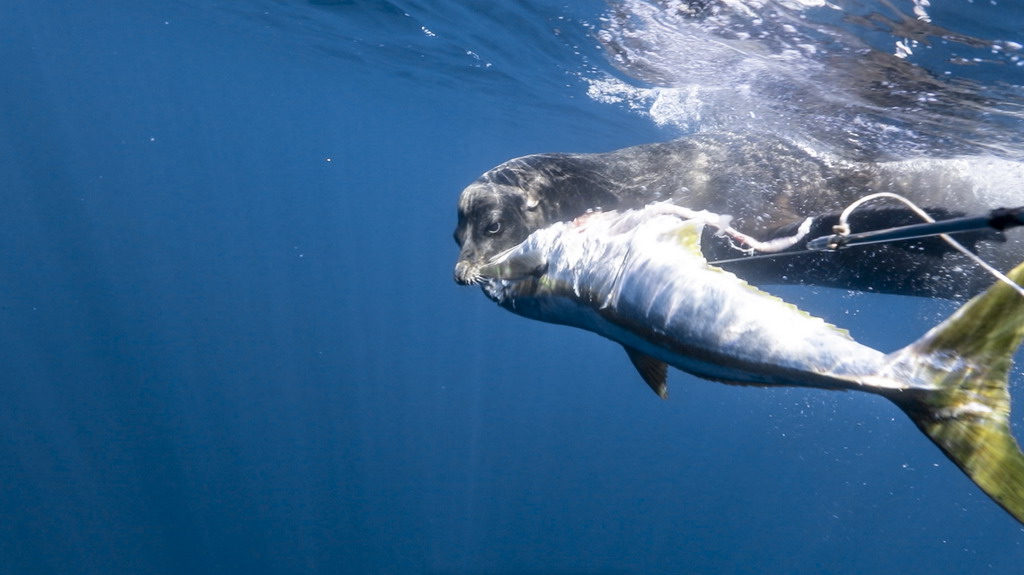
[486, 221, 502, 235]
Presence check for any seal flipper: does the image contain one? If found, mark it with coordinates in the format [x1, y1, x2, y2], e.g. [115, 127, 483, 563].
[624, 345, 669, 399]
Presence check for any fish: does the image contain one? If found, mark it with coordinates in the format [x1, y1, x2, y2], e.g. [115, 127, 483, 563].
[476, 203, 1024, 524]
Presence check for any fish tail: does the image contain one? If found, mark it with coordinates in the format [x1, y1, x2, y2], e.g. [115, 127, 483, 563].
[887, 261, 1024, 524]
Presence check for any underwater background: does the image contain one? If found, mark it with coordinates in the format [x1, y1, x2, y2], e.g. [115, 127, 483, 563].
[2, 1, 1023, 573]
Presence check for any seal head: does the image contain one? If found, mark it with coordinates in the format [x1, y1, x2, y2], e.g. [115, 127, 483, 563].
[453, 178, 541, 285]
[453, 153, 619, 285]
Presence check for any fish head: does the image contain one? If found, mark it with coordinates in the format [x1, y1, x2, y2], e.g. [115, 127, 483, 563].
[475, 224, 563, 306]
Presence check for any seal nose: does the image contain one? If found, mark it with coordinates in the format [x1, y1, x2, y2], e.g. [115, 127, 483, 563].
[454, 260, 473, 285]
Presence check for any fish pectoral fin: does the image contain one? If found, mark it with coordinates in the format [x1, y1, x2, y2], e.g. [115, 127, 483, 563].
[478, 250, 548, 280]
[623, 345, 668, 399]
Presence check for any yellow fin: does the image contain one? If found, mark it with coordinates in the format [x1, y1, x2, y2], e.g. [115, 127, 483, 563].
[669, 218, 852, 340]
[891, 260, 1024, 524]
[669, 219, 706, 258]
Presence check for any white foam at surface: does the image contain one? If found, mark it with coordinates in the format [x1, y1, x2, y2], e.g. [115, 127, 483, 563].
[586, 0, 1024, 159]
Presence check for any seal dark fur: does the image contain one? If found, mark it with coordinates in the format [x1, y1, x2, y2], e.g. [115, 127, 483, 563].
[454, 132, 1023, 299]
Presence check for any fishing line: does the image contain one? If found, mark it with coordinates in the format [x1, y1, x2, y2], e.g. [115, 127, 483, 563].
[707, 248, 823, 266]
[708, 192, 1024, 298]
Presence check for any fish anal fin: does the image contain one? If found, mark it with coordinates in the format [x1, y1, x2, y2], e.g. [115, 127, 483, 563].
[624, 345, 668, 399]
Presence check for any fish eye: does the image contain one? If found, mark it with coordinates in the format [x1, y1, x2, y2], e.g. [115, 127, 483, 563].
[486, 221, 502, 235]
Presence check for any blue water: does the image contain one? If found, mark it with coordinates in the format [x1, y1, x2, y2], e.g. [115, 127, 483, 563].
[1, 1, 1022, 574]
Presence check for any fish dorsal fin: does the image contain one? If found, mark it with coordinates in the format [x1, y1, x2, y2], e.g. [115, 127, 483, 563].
[670, 219, 706, 259]
[479, 250, 547, 280]
[624, 345, 668, 399]
[668, 218, 854, 341]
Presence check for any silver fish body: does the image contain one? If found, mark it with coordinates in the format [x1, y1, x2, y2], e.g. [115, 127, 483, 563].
[483, 206, 900, 394]
[476, 203, 1024, 523]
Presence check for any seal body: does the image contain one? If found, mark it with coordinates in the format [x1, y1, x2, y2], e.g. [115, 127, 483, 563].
[454, 132, 1024, 298]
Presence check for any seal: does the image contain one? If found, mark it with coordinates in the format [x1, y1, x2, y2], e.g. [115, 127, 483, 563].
[454, 132, 1024, 299]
